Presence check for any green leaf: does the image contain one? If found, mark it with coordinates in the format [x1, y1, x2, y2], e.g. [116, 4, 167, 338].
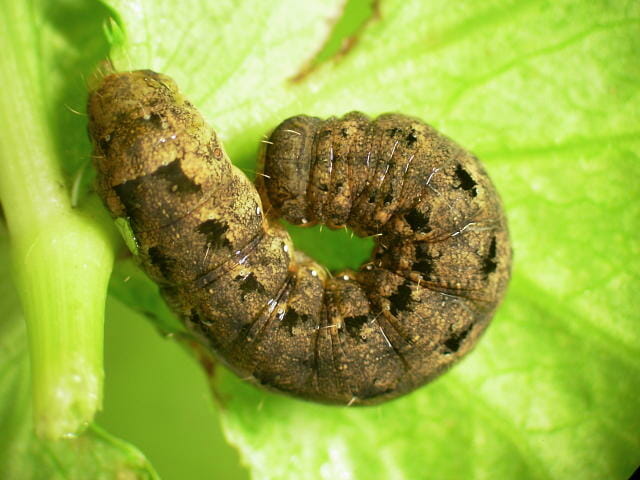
[4, 0, 637, 478]
[102, 0, 640, 478]
[0, 228, 158, 479]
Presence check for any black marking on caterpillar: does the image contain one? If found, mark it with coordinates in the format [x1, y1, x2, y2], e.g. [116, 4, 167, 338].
[88, 70, 511, 406]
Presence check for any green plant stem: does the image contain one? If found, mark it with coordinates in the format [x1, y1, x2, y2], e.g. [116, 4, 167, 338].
[0, 1, 118, 439]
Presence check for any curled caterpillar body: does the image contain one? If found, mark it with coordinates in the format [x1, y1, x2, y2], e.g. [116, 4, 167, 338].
[88, 70, 511, 405]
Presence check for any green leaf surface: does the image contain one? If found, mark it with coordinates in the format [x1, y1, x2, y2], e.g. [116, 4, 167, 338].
[101, 0, 640, 478]
[0, 229, 158, 480]
[1, 0, 637, 478]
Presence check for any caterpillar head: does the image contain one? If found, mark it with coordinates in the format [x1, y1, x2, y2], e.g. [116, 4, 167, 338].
[87, 70, 180, 145]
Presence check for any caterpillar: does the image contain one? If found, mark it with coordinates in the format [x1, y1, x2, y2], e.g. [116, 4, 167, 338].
[87, 70, 511, 406]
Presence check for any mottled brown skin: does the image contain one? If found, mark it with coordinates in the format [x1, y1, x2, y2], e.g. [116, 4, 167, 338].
[88, 70, 511, 406]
